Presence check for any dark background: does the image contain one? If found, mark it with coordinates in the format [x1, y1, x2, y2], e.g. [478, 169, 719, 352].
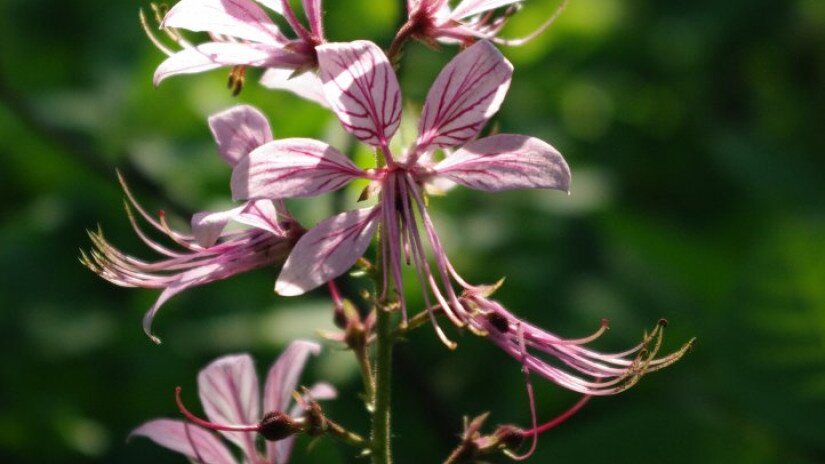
[1, 0, 824, 462]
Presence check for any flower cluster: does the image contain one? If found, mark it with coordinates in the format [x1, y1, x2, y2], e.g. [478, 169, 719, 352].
[85, 1, 692, 462]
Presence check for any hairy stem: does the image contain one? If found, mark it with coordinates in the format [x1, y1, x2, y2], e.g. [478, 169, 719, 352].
[371, 304, 394, 464]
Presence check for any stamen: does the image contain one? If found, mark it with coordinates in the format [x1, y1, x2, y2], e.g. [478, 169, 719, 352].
[175, 387, 260, 433]
[139, 9, 174, 56]
[493, 0, 568, 47]
[521, 395, 591, 437]
[507, 324, 538, 461]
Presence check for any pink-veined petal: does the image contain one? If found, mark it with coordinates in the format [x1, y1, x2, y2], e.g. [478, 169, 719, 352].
[302, 0, 324, 37]
[154, 42, 307, 86]
[232, 138, 365, 200]
[130, 419, 235, 464]
[416, 40, 512, 151]
[163, 0, 285, 45]
[275, 208, 379, 296]
[233, 199, 284, 236]
[209, 105, 273, 167]
[317, 41, 402, 147]
[449, 0, 522, 19]
[432, 134, 571, 192]
[191, 206, 247, 248]
[260, 68, 329, 108]
[263, 341, 322, 414]
[198, 354, 261, 456]
[191, 200, 283, 248]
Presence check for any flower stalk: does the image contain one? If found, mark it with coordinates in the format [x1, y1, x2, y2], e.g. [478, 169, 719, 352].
[371, 300, 395, 463]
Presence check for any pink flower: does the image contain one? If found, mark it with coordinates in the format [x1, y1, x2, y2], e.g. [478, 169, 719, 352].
[403, 0, 567, 48]
[131, 341, 336, 464]
[230, 40, 570, 344]
[463, 293, 694, 396]
[82, 105, 302, 343]
[149, 0, 327, 92]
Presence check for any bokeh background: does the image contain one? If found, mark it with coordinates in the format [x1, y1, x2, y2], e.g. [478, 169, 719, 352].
[1, 0, 824, 462]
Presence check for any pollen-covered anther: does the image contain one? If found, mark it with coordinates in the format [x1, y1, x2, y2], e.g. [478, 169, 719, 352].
[227, 66, 246, 96]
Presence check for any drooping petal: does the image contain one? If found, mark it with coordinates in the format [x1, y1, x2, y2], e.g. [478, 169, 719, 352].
[275, 208, 379, 296]
[416, 40, 512, 151]
[154, 42, 307, 86]
[130, 419, 235, 464]
[263, 340, 322, 414]
[449, 0, 522, 19]
[232, 138, 365, 200]
[209, 105, 273, 167]
[198, 354, 261, 456]
[317, 41, 402, 147]
[260, 68, 329, 108]
[432, 134, 571, 192]
[163, 0, 286, 45]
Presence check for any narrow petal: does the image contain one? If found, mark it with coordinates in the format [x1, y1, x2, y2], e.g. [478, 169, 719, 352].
[232, 138, 365, 200]
[131, 419, 235, 464]
[263, 341, 322, 414]
[209, 105, 273, 167]
[163, 0, 286, 45]
[260, 68, 329, 108]
[449, 0, 522, 19]
[154, 42, 307, 86]
[276, 208, 379, 296]
[198, 354, 261, 455]
[416, 40, 512, 151]
[302, 0, 324, 37]
[317, 41, 402, 147]
[432, 134, 570, 192]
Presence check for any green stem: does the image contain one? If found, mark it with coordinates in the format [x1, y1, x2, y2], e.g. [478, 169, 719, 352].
[371, 304, 394, 464]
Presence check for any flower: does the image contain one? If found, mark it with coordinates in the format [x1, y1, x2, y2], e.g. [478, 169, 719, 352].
[82, 105, 302, 343]
[463, 293, 695, 396]
[230, 39, 570, 344]
[402, 0, 568, 48]
[148, 0, 327, 94]
[131, 341, 336, 464]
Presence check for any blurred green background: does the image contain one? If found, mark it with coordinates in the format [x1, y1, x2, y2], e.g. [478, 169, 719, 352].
[1, 0, 824, 462]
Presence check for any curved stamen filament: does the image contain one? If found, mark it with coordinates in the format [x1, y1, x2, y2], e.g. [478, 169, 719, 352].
[175, 387, 260, 433]
[521, 395, 592, 437]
